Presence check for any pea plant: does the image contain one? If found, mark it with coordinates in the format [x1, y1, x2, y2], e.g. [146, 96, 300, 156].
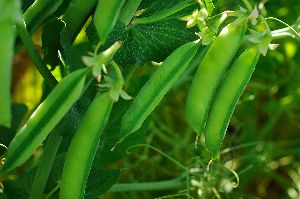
[0, 0, 300, 198]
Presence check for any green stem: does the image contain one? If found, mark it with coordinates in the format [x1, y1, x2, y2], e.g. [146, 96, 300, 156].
[16, 20, 58, 87]
[119, 0, 142, 25]
[123, 64, 138, 87]
[111, 61, 124, 84]
[220, 141, 262, 155]
[128, 144, 188, 170]
[258, 107, 283, 139]
[266, 17, 300, 39]
[29, 130, 63, 199]
[271, 16, 300, 34]
[44, 182, 60, 199]
[131, 0, 195, 25]
[271, 30, 298, 40]
[108, 178, 184, 192]
[241, 0, 253, 12]
[61, 0, 97, 41]
[259, 16, 271, 36]
[207, 11, 235, 22]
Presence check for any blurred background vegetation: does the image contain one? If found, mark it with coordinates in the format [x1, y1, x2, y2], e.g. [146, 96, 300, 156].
[1, 0, 300, 198]
[104, 0, 300, 198]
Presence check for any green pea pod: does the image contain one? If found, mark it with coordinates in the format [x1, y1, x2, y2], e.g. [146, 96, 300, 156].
[185, 20, 247, 136]
[94, 0, 126, 44]
[0, 0, 19, 128]
[0, 68, 89, 175]
[23, 0, 64, 34]
[0, 21, 14, 128]
[60, 92, 113, 199]
[119, 41, 200, 143]
[205, 45, 260, 159]
[62, 0, 97, 40]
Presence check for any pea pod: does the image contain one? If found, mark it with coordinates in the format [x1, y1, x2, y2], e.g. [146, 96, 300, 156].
[94, 0, 126, 44]
[119, 41, 200, 143]
[205, 45, 260, 159]
[0, 68, 89, 175]
[62, 0, 97, 40]
[0, 21, 14, 128]
[0, 0, 19, 128]
[23, 0, 64, 34]
[60, 92, 113, 199]
[185, 20, 247, 136]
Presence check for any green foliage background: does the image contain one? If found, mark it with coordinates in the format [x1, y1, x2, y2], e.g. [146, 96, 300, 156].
[0, 0, 300, 198]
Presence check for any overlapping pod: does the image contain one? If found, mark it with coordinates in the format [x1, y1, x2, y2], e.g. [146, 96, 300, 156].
[0, 68, 89, 175]
[0, 0, 19, 128]
[60, 92, 113, 199]
[94, 0, 126, 44]
[205, 45, 260, 159]
[119, 41, 200, 143]
[185, 20, 247, 136]
[62, 0, 97, 40]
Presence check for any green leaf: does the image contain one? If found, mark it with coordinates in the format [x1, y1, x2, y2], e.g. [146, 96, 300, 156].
[86, 19, 198, 66]
[42, 17, 72, 71]
[42, 17, 65, 69]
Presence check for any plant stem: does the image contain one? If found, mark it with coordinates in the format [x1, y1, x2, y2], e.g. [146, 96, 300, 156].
[128, 144, 188, 170]
[270, 16, 300, 40]
[111, 61, 124, 84]
[29, 130, 63, 199]
[131, 0, 195, 25]
[259, 16, 271, 36]
[266, 17, 300, 39]
[44, 182, 60, 199]
[119, 0, 143, 25]
[241, 0, 253, 12]
[271, 30, 297, 40]
[258, 107, 283, 139]
[16, 20, 58, 87]
[108, 178, 184, 192]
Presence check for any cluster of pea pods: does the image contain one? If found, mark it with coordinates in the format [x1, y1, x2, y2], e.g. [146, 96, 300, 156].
[0, 0, 277, 198]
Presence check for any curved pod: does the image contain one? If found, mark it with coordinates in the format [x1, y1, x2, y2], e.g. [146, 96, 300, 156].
[0, 0, 19, 128]
[60, 92, 113, 199]
[62, 0, 97, 40]
[205, 45, 260, 159]
[120, 41, 200, 142]
[185, 20, 247, 136]
[0, 68, 89, 175]
[94, 0, 126, 44]
[0, 20, 14, 128]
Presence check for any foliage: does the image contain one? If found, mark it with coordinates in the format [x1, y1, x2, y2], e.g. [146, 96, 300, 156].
[0, 0, 300, 198]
